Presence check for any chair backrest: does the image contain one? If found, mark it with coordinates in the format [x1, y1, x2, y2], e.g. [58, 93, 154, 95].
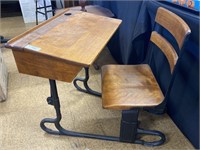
[150, 7, 191, 73]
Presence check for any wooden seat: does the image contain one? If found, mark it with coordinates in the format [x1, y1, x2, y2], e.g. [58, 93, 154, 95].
[101, 7, 191, 146]
[102, 64, 164, 110]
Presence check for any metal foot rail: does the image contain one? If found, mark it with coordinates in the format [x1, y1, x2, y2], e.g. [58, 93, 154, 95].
[135, 128, 166, 146]
[40, 79, 165, 146]
[73, 67, 101, 97]
[41, 79, 118, 141]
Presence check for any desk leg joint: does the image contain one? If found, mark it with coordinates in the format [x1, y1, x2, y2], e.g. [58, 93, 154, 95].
[40, 80, 62, 135]
[47, 97, 53, 105]
[40, 79, 119, 141]
[40, 80, 164, 146]
[73, 67, 101, 97]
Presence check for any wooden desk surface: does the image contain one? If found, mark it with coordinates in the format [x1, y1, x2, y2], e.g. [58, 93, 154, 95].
[6, 9, 121, 82]
[7, 9, 121, 67]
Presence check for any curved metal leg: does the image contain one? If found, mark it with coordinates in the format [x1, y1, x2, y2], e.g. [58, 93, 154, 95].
[73, 67, 101, 97]
[134, 128, 166, 146]
[41, 80, 165, 146]
[120, 109, 165, 146]
[41, 79, 118, 141]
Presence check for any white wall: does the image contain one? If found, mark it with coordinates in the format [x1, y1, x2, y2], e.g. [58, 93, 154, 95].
[19, 0, 53, 23]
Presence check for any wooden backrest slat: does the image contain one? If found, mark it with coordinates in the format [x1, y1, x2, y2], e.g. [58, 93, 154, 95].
[150, 31, 178, 73]
[155, 7, 191, 49]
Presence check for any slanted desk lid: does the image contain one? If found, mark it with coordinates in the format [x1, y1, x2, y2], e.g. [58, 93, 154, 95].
[6, 9, 122, 67]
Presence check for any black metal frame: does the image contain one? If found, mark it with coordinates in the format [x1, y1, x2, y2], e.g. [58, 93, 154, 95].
[0, 36, 9, 43]
[73, 67, 101, 97]
[40, 79, 165, 146]
[36, 0, 54, 25]
[35, 0, 63, 25]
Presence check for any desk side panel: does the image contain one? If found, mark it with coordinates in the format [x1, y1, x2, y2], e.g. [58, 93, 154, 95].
[12, 50, 82, 83]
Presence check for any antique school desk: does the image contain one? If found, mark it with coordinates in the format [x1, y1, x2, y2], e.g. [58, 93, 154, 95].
[6, 9, 121, 141]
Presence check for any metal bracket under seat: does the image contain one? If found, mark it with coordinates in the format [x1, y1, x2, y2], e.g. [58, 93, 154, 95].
[40, 80, 165, 146]
[73, 67, 101, 97]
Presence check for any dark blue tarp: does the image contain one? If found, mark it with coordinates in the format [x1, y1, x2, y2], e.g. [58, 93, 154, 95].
[93, 0, 199, 148]
[94, 0, 149, 64]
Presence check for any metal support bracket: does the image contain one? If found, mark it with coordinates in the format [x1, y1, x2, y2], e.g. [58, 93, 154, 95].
[120, 109, 166, 146]
[40, 79, 119, 141]
[135, 128, 166, 146]
[40, 79, 165, 146]
[73, 67, 101, 97]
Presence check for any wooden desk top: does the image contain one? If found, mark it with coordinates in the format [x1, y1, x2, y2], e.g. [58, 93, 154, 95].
[7, 9, 121, 67]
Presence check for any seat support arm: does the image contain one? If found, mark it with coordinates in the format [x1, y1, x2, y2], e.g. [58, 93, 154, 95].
[73, 67, 101, 97]
[40, 79, 165, 146]
[120, 109, 166, 146]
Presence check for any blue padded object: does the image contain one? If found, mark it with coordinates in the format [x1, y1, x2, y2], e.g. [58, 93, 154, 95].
[94, 1, 146, 64]
[146, 2, 199, 148]
[94, 0, 199, 148]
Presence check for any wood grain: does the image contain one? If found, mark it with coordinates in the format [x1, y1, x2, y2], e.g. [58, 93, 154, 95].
[101, 7, 191, 110]
[30, 12, 121, 66]
[7, 9, 70, 47]
[155, 7, 191, 49]
[12, 50, 82, 83]
[101, 65, 164, 110]
[150, 31, 178, 73]
[69, 5, 114, 17]
[7, 10, 121, 67]
[6, 10, 121, 82]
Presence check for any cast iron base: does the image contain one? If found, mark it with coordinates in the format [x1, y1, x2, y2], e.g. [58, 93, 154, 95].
[73, 67, 101, 97]
[40, 80, 166, 146]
